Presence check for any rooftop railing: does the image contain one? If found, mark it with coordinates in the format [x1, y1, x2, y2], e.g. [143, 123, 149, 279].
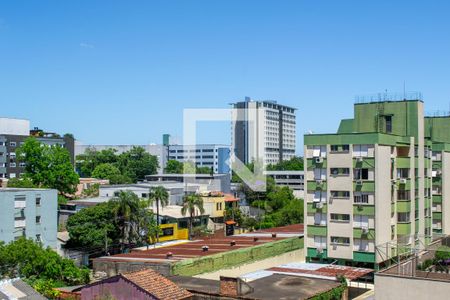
[355, 91, 423, 104]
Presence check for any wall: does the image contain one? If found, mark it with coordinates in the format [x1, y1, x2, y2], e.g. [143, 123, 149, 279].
[0, 189, 57, 249]
[442, 152, 450, 234]
[159, 223, 189, 242]
[93, 259, 172, 277]
[375, 273, 450, 300]
[171, 237, 304, 277]
[194, 247, 304, 280]
[81, 276, 155, 300]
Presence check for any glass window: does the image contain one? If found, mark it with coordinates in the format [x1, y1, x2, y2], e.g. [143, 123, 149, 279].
[331, 236, 350, 245]
[385, 116, 392, 133]
[36, 216, 41, 224]
[314, 213, 327, 225]
[330, 213, 350, 222]
[354, 215, 369, 228]
[313, 168, 326, 180]
[331, 191, 350, 198]
[354, 239, 369, 252]
[314, 236, 327, 248]
[397, 212, 410, 223]
[354, 192, 369, 204]
[397, 168, 410, 179]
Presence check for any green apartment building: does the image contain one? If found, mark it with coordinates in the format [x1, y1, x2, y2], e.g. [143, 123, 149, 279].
[304, 94, 450, 268]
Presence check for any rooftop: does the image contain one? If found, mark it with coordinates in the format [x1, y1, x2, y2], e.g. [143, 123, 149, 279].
[95, 224, 303, 264]
[0, 188, 54, 192]
[0, 278, 46, 300]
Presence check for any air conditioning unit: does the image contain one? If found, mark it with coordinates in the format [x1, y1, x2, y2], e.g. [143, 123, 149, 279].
[357, 204, 363, 210]
[316, 179, 323, 185]
[316, 202, 324, 209]
[399, 178, 407, 184]
[356, 157, 363, 162]
[362, 226, 369, 234]
[317, 246, 324, 254]
[315, 157, 323, 164]
[356, 179, 363, 185]
[437, 170, 442, 176]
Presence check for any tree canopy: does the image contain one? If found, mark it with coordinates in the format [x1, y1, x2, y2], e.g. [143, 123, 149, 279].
[267, 156, 304, 171]
[0, 238, 89, 297]
[76, 147, 158, 183]
[17, 137, 79, 195]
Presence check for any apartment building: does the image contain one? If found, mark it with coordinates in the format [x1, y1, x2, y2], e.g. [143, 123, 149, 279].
[231, 97, 296, 165]
[304, 94, 450, 268]
[0, 188, 58, 249]
[264, 170, 304, 199]
[168, 144, 231, 174]
[0, 117, 75, 179]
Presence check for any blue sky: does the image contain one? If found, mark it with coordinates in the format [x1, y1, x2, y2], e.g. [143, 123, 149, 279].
[1, 1, 450, 153]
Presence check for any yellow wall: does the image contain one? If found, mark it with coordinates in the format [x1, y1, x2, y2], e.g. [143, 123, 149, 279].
[159, 223, 189, 241]
[202, 196, 225, 218]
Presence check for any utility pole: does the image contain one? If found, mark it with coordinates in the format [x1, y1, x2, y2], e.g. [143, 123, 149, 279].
[104, 228, 108, 255]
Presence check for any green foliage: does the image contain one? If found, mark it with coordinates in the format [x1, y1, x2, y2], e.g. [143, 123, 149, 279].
[29, 278, 61, 298]
[6, 177, 37, 188]
[82, 183, 100, 198]
[417, 259, 434, 271]
[58, 195, 69, 205]
[164, 160, 184, 174]
[181, 194, 205, 239]
[76, 147, 158, 183]
[66, 202, 120, 249]
[76, 148, 118, 177]
[17, 138, 79, 195]
[91, 163, 131, 184]
[0, 238, 89, 286]
[267, 156, 304, 171]
[435, 245, 450, 261]
[309, 277, 347, 300]
[116, 147, 159, 182]
[196, 166, 212, 174]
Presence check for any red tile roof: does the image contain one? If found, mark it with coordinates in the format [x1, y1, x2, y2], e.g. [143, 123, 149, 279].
[122, 269, 192, 300]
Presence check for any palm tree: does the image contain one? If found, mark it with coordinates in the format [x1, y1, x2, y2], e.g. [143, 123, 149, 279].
[148, 186, 169, 244]
[181, 194, 205, 240]
[111, 190, 140, 250]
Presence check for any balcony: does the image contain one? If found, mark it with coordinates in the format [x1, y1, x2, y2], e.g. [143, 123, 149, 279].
[14, 219, 26, 228]
[397, 222, 411, 235]
[396, 157, 411, 168]
[307, 225, 327, 237]
[353, 227, 375, 239]
[353, 204, 375, 215]
[397, 201, 411, 213]
[353, 181, 375, 192]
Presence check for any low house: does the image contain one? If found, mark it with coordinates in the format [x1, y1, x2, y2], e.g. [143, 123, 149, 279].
[201, 191, 239, 224]
[80, 269, 192, 300]
[0, 278, 46, 300]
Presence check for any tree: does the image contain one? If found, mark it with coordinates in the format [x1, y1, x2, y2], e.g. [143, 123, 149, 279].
[76, 148, 118, 177]
[0, 238, 89, 298]
[111, 191, 141, 247]
[91, 163, 131, 184]
[117, 147, 159, 182]
[267, 156, 304, 171]
[181, 194, 205, 239]
[196, 166, 212, 174]
[165, 160, 183, 174]
[17, 137, 79, 195]
[6, 177, 36, 188]
[148, 186, 169, 244]
[66, 202, 120, 249]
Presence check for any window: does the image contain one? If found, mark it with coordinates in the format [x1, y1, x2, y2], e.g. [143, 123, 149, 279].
[354, 239, 369, 252]
[354, 215, 369, 228]
[397, 168, 409, 179]
[331, 236, 350, 245]
[9, 173, 16, 178]
[35, 196, 41, 206]
[9, 162, 16, 168]
[314, 236, 327, 248]
[330, 191, 350, 198]
[19, 162, 26, 167]
[36, 216, 41, 224]
[313, 168, 326, 180]
[354, 192, 369, 204]
[330, 168, 350, 176]
[141, 193, 148, 198]
[312, 145, 326, 158]
[10, 142, 16, 147]
[397, 212, 410, 223]
[216, 202, 223, 211]
[330, 145, 349, 153]
[36, 234, 41, 243]
[313, 191, 327, 203]
[353, 145, 369, 157]
[354, 168, 369, 180]
[330, 213, 350, 222]
[385, 116, 392, 133]
[314, 213, 327, 225]
[397, 190, 411, 201]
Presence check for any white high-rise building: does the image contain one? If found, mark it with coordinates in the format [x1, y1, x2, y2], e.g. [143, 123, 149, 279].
[231, 97, 296, 165]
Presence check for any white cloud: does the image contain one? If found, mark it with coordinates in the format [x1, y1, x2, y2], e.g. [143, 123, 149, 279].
[80, 42, 95, 49]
